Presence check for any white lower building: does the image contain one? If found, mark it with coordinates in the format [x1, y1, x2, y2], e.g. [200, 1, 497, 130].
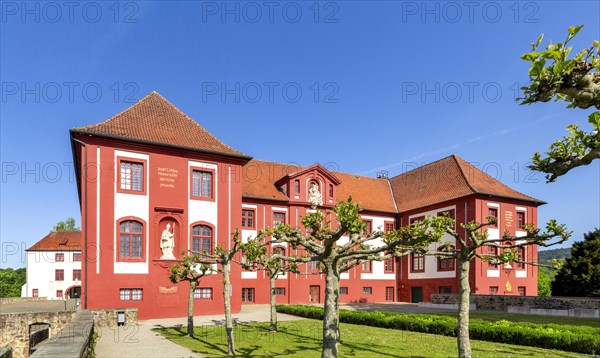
[21, 230, 82, 300]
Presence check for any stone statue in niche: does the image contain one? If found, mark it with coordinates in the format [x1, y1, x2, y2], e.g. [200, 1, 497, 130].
[308, 181, 323, 209]
[160, 223, 176, 259]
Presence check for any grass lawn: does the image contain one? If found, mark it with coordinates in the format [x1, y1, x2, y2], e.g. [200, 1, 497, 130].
[154, 319, 589, 357]
[434, 311, 600, 328]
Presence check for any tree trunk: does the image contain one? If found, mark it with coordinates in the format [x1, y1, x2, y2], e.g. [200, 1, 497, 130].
[457, 256, 472, 358]
[321, 263, 340, 358]
[222, 262, 235, 357]
[188, 280, 197, 337]
[269, 274, 277, 331]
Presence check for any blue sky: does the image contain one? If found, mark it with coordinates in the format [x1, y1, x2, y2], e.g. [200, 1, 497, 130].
[1, 1, 599, 268]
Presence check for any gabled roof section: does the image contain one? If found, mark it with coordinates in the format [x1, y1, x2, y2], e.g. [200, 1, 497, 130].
[389, 155, 544, 213]
[27, 231, 82, 251]
[242, 159, 398, 213]
[286, 164, 342, 185]
[71, 92, 250, 159]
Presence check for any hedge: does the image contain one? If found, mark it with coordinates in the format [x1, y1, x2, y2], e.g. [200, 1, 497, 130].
[276, 304, 600, 355]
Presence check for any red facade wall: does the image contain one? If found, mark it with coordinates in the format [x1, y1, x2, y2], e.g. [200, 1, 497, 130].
[396, 196, 539, 302]
[76, 136, 245, 319]
[74, 135, 540, 319]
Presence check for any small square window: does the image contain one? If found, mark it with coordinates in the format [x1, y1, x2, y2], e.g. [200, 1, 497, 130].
[488, 208, 498, 226]
[362, 220, 372, 235]
[73, 269, 81, 281]
[384, 257, 395, 273]
[55, 269, 64, 281]
[273, 212, 286, 227]
[192, 170, 213, 199]
[242, 209, 255, 228]
[340, 287, 348, 295]
[194, 287, 213, 300]
[411, 254, 425, 272]
[439, 286, 453, 294]
[55, 253, 64, 262]
[120, 288, 143, 301]
[518, 286, 526, 296]
[275, 288, 286, 296]
[56, 290, 63, 298]
[32, 289, 38, 297]
[73, 253, 81, 262]
[242, 288, 255, 303]
[384, 222, 395, 232]
[489, 286, 499, 295]
[361, 260, 372, 273]
[120, 160, 144, 192]
[362, 287, 372, 295]
[517, 212, 526, 229]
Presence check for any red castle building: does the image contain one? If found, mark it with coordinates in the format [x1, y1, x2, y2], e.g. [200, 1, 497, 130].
[70, 92, 542, 319]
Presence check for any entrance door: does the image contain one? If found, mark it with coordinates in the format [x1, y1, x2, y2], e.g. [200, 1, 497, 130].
[411, 287, 423, 303]
[309, 285, 320, 303]
[68, 286, 81, 299]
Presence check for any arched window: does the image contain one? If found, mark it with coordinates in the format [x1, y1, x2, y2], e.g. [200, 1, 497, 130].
[192, 225, 213, 258]
[273, 247, 285, 256]
[119, 220, 143, 260]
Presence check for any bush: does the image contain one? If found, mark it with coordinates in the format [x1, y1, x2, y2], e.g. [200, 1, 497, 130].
[276, 304, 600, 355]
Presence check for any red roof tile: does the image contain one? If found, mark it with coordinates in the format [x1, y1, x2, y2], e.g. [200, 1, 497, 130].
[242, 159, 398, 213]
[389, 155, 543, 212]
[71, 92, 249, 159]
[27, 231, 82, 251]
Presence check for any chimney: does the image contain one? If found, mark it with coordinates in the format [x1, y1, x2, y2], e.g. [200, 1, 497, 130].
[377, 171, 389, 179]
[52, 226, 57, 232]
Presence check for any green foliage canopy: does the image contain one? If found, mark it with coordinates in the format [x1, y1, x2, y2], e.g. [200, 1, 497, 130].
[520, 25, 600, 182]
[552, 229, 600, 297]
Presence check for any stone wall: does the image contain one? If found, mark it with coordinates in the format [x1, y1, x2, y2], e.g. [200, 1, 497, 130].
[431, 294, 600, 312]
[29, 311, 94, 358]
[0, 346, 12, 358]
[0, 298, 47, 305]
[0, 311, 75, 358]
[91, 309, 138, 327]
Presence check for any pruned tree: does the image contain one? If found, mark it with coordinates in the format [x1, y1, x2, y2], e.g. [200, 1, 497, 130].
[243, 238, 300, 331]
[258, 198, 443, 358]
[426, 214, 569, 358]
[519, 25, 600, 182]
[168, 252, 213, 337]
[194, 231, 244, 357]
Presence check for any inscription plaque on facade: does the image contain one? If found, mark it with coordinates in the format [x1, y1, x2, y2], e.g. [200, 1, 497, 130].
[158, 167, 178, 188]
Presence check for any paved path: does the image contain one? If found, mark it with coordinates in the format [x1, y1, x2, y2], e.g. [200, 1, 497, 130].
[94, 305, 302, 358]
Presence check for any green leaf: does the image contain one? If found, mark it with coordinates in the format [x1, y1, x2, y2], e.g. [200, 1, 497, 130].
[521, 52, 539, 62]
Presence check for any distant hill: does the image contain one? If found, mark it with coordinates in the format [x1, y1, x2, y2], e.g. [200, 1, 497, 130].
[538, 247, 571, 264]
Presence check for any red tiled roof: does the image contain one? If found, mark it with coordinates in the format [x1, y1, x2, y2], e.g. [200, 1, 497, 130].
[389, 155, 543, 212]
[27, 231, 82, 251]
[242, 159, 398, 213]
[71, 92, 249, 159]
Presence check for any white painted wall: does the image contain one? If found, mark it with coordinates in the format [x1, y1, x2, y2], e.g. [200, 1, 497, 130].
[114, 150, 150, 274]
[407, 206, 457, 280]
[188, 161, 219, 250]
[21, 251, 82, 299]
